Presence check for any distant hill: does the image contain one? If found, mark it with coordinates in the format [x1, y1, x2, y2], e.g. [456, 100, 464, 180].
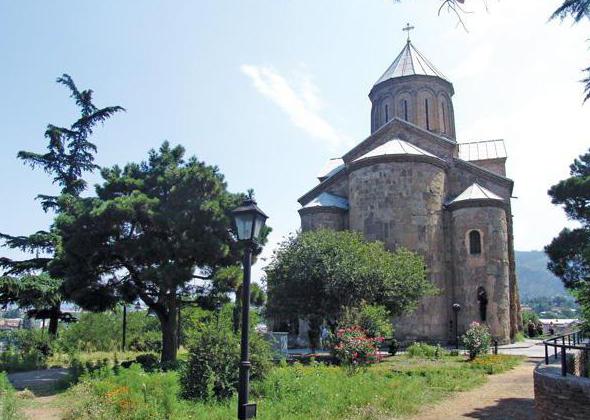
[516, 250, 567, 301]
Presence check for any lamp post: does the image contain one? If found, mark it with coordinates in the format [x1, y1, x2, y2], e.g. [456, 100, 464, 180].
[452, 303, 461, 350]
[232, 197, 268, 420]
[122, 304, 127, 352]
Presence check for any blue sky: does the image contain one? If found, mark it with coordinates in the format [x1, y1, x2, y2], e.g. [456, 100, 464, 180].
[1, 1, 589, 283]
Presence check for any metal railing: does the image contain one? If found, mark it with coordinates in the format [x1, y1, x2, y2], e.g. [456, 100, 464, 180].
[543, 330, 588, 376]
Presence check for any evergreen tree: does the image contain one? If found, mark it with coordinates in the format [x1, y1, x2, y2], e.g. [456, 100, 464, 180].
[0, 75, 123, 335]
[53, 142, 268, 362]
[546, 148, 590, 325]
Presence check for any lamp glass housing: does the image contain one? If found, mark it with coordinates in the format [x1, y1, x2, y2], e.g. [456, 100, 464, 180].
[232, 199, 268, 242]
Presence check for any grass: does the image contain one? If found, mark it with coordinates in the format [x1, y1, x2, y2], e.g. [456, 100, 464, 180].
[56, 353, 522, 420]
[0, 372, 22, 420]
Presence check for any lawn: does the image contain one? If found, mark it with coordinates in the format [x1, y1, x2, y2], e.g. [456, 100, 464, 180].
[56, 354, 522, 420]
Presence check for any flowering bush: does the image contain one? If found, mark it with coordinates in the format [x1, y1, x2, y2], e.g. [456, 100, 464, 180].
[330, 326, 383, 370]
[462, 322, 491, 359]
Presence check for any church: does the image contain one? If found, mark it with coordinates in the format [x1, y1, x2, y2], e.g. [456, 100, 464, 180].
[297, 32, 521, 344]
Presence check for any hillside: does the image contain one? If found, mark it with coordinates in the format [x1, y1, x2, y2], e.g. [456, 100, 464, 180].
[515, 250, 567, 301]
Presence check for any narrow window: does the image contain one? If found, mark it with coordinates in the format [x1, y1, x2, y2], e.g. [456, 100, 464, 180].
[477, 287, 488, 322]
[441, 101, 447, 133]
[385, 104, 389, 123]
[425, 99, 430, 130]
[469, 230, 482, 255]
[403, 100, 408, 121]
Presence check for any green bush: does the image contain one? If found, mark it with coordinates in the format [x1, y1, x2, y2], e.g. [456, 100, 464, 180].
[340, 304, 393, 339]
[330, 326, 383, 369]
[406, 342, 445, 359]
[180, 324, 271, 401]
[462, 322, 491, 359]
[56, 310, 160, 353]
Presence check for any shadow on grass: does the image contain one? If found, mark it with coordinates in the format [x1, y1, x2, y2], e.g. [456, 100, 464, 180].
[463, 397, 535, 419]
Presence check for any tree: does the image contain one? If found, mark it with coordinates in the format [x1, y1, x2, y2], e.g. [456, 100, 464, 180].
[265, 229, 435, 343]
[53, 142, 268, 362]
[546, 148, 590, 326]
[0, 75, 123, 335]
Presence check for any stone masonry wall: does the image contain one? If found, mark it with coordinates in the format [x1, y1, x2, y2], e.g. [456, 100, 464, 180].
[300, 209, 346, 231]
[535, 363, 590, 420]
[450, 205, 511, 343]
[348, 160, 448, 341]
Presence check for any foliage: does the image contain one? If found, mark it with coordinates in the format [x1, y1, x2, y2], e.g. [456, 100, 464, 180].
[468, 354, 522, 375]
[0, 75, 123, 336]
[63, 364, 179, 420]
[330, 326, 383, 369]
[546, 149, 590, 328]
[266, 230, 433, 342]
[406, 342, 446, 359]
[462, 322, 492, 360]
[180, 321, 271, 401]
[339, 304, 393, 338]
[0, 329, 53, 372]
[56, 310, 160, 353]
[60, 354, 522, 420]
[0, 372, 21, 420]
[53, 142, 269, 362]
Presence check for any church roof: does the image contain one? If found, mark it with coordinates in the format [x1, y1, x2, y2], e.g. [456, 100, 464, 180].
[354, 138, 436, 162]
[458, 140, 507, 161]
[317, 158, 344, 180]
[374, 40, 448, 86]
[448, 182, 503, 205]
[302, 192, 349, 210]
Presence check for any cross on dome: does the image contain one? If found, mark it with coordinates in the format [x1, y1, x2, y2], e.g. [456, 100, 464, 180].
[402, 22, 415, 42]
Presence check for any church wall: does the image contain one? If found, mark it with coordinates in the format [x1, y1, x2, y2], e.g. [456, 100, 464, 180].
[447, 163, 512, 200]
[450, 205, 511, 344]
[467, 158, 507, 177]
[299, 208, 347, 231]
[348, 160, 449, 341]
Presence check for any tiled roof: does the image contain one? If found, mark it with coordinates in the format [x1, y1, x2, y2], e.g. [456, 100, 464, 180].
[303, 192, 349, 210]
[374, 40, 448, 86]
[448, 182, 503, 205]
[458, 140, 507, 161]
[354, 139, 435, 162]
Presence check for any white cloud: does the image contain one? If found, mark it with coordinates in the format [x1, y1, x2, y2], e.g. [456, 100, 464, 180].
[240, 64, 350, 148]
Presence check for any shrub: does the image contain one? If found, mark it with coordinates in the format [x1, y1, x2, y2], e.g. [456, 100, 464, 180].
[180, 325, 271, 401]
[340, 304, 393, 339]
[462, 322, 491, 359]
[406, 342, 445, 359]
[133, 354, 159, 372]
[330, 326, 383, 369]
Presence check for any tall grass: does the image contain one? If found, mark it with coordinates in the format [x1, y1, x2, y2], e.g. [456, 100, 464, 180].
[61, 355, 522, 420]
[0, 372, 21, 420]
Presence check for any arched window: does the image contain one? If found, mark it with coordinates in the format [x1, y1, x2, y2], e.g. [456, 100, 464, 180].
[477, 287, 488, 322]
[425, 99, 430, 130]
[403, 100, 408, 121]
[469, 230, 482, 255]
[385, 104, 389, 123]
[440, 100, 447, 133]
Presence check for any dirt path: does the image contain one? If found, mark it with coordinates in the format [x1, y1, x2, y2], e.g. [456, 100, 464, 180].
[21, 395, 63, 420]
[406, 358, 538, 419]
[8, 369, 69, 419]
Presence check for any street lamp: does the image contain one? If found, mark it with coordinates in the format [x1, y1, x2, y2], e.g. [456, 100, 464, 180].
[232, 197, 268, 420]
[452, 303, 461, 350]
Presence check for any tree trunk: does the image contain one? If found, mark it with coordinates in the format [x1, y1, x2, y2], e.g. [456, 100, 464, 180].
[159, 297, 178, 363]
[48, 305, 60, 337]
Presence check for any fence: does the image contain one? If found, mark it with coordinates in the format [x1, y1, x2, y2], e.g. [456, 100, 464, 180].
[543, 330, 588, 376]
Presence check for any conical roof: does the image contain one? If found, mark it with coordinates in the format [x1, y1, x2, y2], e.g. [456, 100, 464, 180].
[448, 183, 503, 205]
[374, 40, 448, 86]
[354, 139, 436, 162]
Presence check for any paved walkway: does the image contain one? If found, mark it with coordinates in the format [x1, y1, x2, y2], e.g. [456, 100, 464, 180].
[406, 358, 538, 419]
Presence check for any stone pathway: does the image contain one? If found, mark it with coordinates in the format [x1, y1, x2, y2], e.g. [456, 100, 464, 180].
[406, 358, 538, 419]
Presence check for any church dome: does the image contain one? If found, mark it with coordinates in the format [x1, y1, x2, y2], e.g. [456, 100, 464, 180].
[373, 40, 449, 87]
[369, 32, 456, 140]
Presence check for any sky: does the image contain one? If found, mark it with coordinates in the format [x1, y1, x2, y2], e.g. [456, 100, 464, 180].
[1, 0, 589, 284]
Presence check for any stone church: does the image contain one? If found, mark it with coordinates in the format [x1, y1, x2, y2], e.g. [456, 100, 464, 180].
[297, 37, 521, 344]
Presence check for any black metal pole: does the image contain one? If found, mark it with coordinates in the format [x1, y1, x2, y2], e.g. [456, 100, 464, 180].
[545, 343, 549, 365]
[454, 310, 459, 350]
[122, 305, 127, 352]
[561, 344, 567, 376]
[238, 245, 255, 419]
